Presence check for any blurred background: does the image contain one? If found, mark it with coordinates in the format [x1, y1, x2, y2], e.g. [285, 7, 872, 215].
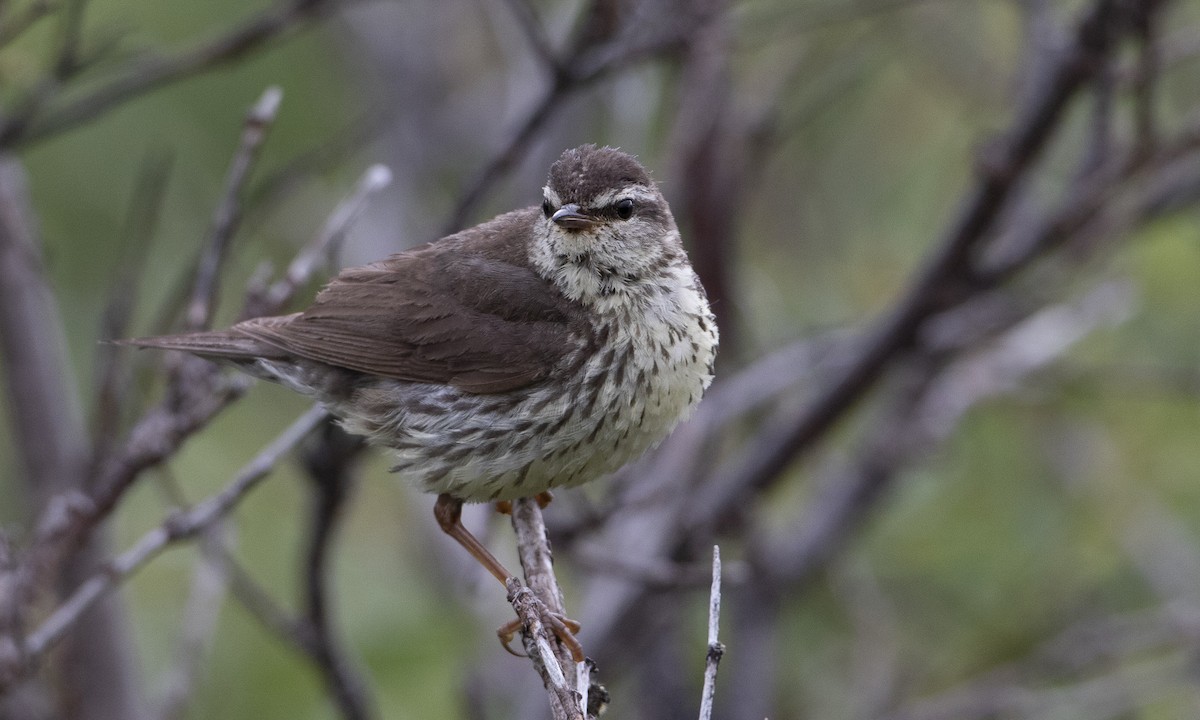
[2, 0, 1200, 718]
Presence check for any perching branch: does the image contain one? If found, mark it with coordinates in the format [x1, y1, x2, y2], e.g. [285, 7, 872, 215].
[509, 498, 586, 720]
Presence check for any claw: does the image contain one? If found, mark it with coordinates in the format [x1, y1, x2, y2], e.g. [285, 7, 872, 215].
[497, 611, 584, 662]
[497, 618, 528, 658]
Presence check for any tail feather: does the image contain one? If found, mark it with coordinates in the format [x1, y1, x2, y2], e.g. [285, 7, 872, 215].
[115, 330, 285, 361]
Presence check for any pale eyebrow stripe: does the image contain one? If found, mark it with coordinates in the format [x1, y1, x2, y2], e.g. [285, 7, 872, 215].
[590, 186, 658, 207]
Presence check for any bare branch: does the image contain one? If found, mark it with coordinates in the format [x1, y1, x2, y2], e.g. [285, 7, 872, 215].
[185, 86, 283, 331]
[22, 405, 327, 665]
[443, 2, 695, 232]
[510, 498, 585, 720]
[0, 0, 342, 149]
[0, 0, 56, 51]
[251, 163, 392, 316]
[0, 153, 147, 719]
[697, 545, 723, 720]
[506, 580, 582, 720]
[694, 0, 1165, 525]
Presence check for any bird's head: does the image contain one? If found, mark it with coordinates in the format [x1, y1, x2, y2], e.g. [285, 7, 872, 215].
[533, 145, 683, 307]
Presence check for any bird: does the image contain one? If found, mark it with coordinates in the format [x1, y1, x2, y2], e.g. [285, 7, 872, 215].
[124, 144, 718, 651]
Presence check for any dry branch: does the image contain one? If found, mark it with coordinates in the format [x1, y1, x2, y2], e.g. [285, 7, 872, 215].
[510, 498, 586, 720]
[699, 0, 1161, 517]
[697, 545, 723, 720]
[0, 0, 343, 149]
[20, 404, 328, 665]
[186, 86, 283, 331]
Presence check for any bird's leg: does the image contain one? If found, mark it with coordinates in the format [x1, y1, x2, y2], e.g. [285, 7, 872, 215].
[433, 493, 513, 586]
[469, 491, 585, 661]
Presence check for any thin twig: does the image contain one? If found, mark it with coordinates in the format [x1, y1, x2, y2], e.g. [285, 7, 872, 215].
[498, 0, 561, 72]
[22, 404, 327, 662]
[0, 0, 340, 149]
[443, 7, 693, 232]
[185, 86, 283, 331]
[252, 163, 392, 316]
[692, 0, 1149, 527]
[510, 498, 584, 720]
[698, 545, 724, 720]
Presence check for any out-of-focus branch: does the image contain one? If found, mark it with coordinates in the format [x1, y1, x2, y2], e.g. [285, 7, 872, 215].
[0, 0, 56, 50]
[17, 405, 327, 671]
[756, 281, 1134, 592]
[298, 420, 374, 720]
[0, 154, 146, 720]
[0, 155, 85, 513]
[693, 0, 1169, 528]
[50, 0, 88, 79]
[185, 86, 282, 331]
[156, 527, 232, 720]
[444, 0, 700, 232]
[28, 160, 391, 594]
[670, 0, 741, 357]
[0, 0, 345, 149]
[91, 150, 174, 457]
[497, 0, 560, 73]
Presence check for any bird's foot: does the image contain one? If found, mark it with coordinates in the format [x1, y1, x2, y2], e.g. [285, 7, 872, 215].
[497, 610, 584, 662]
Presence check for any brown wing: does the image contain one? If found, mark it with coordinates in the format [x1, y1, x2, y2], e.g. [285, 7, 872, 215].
[235, 210, 590, 394]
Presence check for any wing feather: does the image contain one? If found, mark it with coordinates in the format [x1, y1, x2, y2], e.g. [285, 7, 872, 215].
[235, 209, 590, 394]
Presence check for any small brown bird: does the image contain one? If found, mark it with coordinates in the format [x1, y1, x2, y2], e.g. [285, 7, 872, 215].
[126, 145, 717, 617]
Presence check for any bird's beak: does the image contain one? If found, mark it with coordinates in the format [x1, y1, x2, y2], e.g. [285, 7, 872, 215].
[551, 204, 597, 230]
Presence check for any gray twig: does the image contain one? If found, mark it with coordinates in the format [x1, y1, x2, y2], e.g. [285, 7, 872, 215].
[0, 0, 341, 148]
[509, 498, 585, 720]
[185, 86, 283, 331]
[22, 405, 327, 663]
[443, 2, 696, 233]
[698, 545, 724, 720]
[250, 163, 391, 317]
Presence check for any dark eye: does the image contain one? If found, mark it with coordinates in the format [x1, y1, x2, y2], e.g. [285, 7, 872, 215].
[615, 198, 634, 220]
[542, 200, 555, 218]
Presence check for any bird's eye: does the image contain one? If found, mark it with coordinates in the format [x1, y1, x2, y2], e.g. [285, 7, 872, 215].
[542, 200, 555, 218]
[615, 198, 635, 220]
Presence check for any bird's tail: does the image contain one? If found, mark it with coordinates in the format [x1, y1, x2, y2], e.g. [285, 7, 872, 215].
[114, 330, 285, 361]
